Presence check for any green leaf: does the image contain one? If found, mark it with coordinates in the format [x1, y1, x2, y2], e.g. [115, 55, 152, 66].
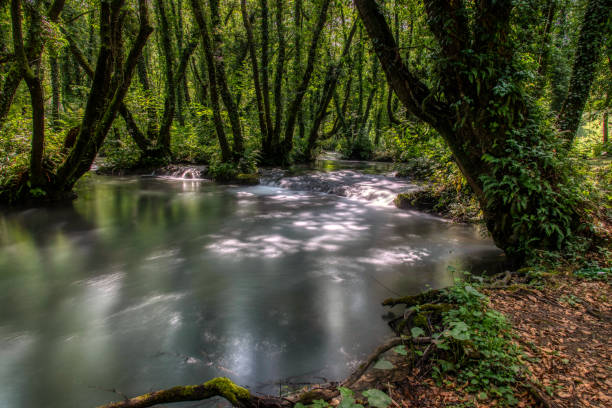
[338, 387, 364, 408]
[393, 345, 408, 355]
[464, 285, 484, 298]
[411, 326, 425, 338]
[373, 358, 395, 370]
[362, 389, 392, 408]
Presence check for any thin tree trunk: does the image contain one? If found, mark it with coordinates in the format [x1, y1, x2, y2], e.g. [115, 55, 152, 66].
[281, 0, 331, 157]
[272, 0, 286, 144]
[558, 0, 611, 147]
[260, 0, 273, 145]
[241, 0, 268, 144]
[155, 0, 175, 157]
[49, 49, 61, 129]
[190, 0, 232, 162]
[306, 21, 357, 159]
[604, 112, 609, 144]
[209, 0, 244, 157]
[11, 0, 45, 185]
[0, 0, 65, 129]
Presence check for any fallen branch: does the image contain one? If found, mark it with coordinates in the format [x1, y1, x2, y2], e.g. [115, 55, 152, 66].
[95, 377, 288, 408]
[97, 335, 435, 408]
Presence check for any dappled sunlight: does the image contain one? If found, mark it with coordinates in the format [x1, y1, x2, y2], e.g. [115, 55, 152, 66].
[357, 246, 431, 266]
[206, 235, 302, 258]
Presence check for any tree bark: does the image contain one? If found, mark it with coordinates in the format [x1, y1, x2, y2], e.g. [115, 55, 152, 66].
[49, 49, 61, 129]
[241, 0, 268, 144]
[209, 0, 244, 157]
[190, 0, 232, 162]
[306, 21, 357, 160]
[272, 0, 286, 144]
[353, 0, 581, 260]
[558, 0, 612, 147]
[55, 0, 153, 191]
[11, 0, 45, 186]
[260, 0, 273, 145]
[280, 0, 331, 159]
[0, 0, 65, 129]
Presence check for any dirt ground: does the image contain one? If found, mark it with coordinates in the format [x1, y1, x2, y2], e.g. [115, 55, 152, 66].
[342, 277, 611, 408]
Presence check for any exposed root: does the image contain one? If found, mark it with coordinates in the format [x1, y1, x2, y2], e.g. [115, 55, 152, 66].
[523, 380, 563, 408]
[342, 336, 432, 388]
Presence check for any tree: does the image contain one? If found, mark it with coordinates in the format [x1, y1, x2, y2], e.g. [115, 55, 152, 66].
[353, 0, 584, 260]
[557, 0, 612, 147]
[2, 0, 152, 202]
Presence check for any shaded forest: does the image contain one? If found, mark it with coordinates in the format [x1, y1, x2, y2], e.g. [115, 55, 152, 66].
[0, 0, 610, 259]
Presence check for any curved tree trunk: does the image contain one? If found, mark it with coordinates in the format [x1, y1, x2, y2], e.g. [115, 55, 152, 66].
[354, 0, 581, 261]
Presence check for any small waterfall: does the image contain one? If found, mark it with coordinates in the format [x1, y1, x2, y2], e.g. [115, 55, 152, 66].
[152, 165, 209, 180]
[261, 170, 419, 206]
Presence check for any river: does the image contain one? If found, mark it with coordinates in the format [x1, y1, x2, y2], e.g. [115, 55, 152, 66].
[0, 161, 503, 407]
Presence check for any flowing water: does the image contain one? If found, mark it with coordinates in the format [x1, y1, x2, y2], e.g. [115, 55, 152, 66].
[0, 161, 504, 407]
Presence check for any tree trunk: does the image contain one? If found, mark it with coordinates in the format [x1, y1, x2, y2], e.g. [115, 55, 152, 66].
[354, 0, 581, 261]
[272, 0, 286, 145]
[11, 0, 45, 186]
[190, 0, 232, 162]
[306, 21, 357, 160]
[49, 49, 61, 129]
[0, 0, 65, 129]
[209, 0, 244, 158]
[557, 0, 611, 147]
[260, 0, 273, 145]
[55, 0, 153, 191]
[279, 0, 331, 161]
[241, 0, 268, 145]
[604, 111, 609, 144]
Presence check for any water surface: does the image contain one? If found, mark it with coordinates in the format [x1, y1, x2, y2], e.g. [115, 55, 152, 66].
[0, 172, 503, 407]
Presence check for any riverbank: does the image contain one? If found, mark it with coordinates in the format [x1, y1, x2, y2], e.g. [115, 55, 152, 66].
[338, 271, 611, 408]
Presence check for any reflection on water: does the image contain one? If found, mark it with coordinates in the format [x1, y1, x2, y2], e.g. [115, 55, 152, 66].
[0, 176, 503, 407]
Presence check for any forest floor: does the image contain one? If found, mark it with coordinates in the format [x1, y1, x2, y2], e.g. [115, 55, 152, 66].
[338, 274, 611, 408]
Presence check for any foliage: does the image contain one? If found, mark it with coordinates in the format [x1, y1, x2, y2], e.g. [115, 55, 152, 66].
[573, 262, 612, 281]
[432, 280, 523, 405]
[340, 130, 373, 161]
[294, 387, 393, 408]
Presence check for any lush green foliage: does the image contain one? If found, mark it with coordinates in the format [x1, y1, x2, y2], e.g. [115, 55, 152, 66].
[432, 280, 523, 405]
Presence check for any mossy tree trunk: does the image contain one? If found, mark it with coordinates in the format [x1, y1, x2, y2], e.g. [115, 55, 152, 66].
[53, 0, 153, 192]
[190, 0, 232, 162]
[557, 0, 611, 147]
[354, 0, 582, 261]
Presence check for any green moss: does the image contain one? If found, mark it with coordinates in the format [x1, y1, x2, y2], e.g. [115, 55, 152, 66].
[235, 173, 260, 185]
[382, 289, 443, 307]
[204, 377, 250, 405]
[413, 313, 428, 328]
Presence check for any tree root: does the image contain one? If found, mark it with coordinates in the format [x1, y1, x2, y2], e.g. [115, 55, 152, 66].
[523, 380, 562, 408]
[342, 336, 432, 388]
